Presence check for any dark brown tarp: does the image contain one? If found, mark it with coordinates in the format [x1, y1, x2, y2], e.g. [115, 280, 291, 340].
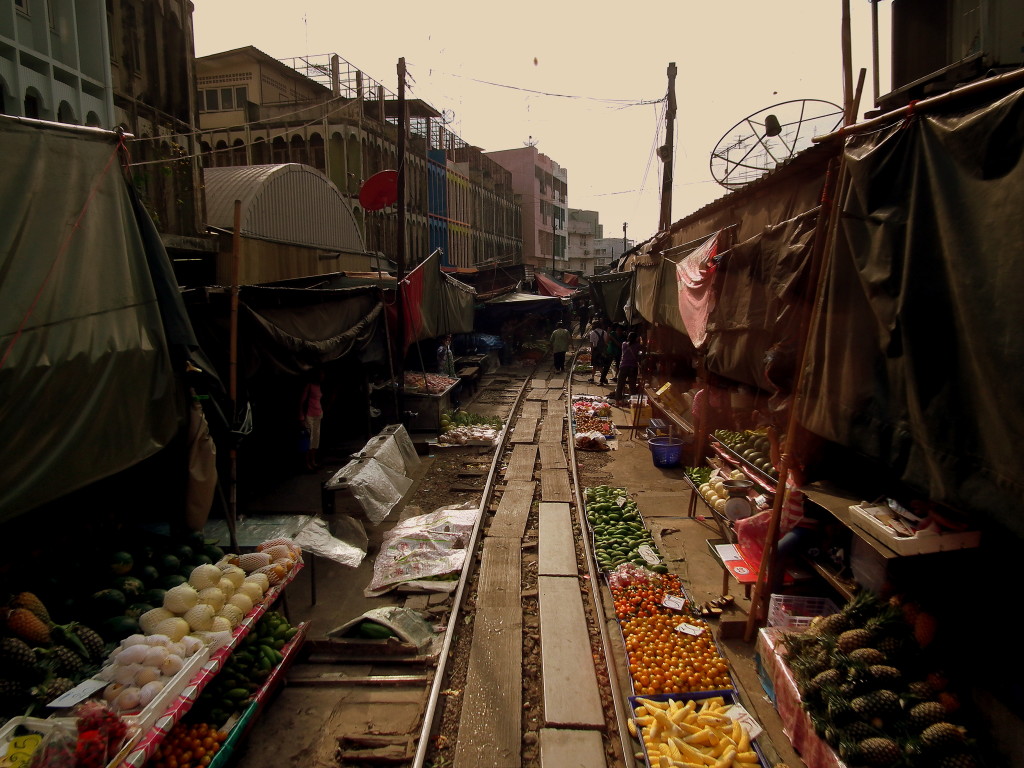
[800, 86, 1024, 534]
[0, 119, 187, 519]
[588, 271, 634, 324]
[705, 208, 819, 389]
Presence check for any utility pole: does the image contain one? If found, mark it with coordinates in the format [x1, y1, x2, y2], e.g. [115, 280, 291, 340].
[396, 57, 407, 418]
[658, 62, 677, 232]
[622, 221, 628, 258]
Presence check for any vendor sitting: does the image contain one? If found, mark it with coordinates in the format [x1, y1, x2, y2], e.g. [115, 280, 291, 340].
[437, 334, 462, 409]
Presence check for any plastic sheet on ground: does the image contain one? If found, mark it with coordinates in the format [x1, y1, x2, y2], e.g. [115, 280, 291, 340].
[364, 503, 480, 596]
[326, 457, 413, 524]
[293, 516, 367, 568]
[328, 606, 437, 651]
[351, 424, 420, 475]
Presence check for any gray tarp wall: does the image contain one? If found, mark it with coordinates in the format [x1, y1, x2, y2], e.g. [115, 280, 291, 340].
[0, 120, 185, 519]
[800, 86, 1024, 536]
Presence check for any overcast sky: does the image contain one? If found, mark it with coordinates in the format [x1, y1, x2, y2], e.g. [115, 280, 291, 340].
[193, 1, 891, 244]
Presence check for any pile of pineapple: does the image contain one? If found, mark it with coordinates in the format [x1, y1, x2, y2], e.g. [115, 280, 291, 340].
[782, 592, 978, 768]
[2, 592, 108, 718]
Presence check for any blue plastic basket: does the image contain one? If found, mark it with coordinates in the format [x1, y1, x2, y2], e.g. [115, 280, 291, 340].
[648, 437, 683, 468]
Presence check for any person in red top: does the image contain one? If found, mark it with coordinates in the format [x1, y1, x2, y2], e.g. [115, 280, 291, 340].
[299, 373, 324, 470]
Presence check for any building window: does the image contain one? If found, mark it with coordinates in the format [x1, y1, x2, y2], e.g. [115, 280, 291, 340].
[15, 0, 27, 13]
[201, 87, 247, 112]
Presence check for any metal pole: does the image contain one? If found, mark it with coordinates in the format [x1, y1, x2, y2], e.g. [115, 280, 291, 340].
[622, 222, 628, 259]
[228, 200, 242, 550]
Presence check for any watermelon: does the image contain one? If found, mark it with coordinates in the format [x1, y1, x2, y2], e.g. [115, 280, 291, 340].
[158, 554, 181, 574]
[125, 603, 154, 620]
[143, 588, 167, 606]
[160, 574, 187, 590]
[109, 552, 134, 576]
[203, 545, 225, 562]
[172, 545, 194, 563]
[138, 565, 161, 586]
[191, 554, 213, 566]
[101, 615, 140, 642]
[90, 589, 127, 618]
[112, 576, 145, 598]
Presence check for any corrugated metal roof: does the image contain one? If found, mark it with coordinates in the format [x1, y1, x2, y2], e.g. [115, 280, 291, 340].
[204, 164, 365, 253]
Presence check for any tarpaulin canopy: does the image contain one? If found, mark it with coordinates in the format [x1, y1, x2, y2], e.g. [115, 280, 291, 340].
[400, 250, 476, 346]
[705, 209, 818, 389]
[482, 292, 562, 309]
[238, 285, 385, 376]
[0, 118, 192, 519]
[675, 232, 721, 348]
[536, 271, 578, 297]
[587, 271, 634, 324]
[800, 85, 1024, 534]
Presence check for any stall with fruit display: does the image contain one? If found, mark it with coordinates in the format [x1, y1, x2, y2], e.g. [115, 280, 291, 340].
[400, 371, 461, 433]
[1, 534, 308, 768]
[584, 486, 769, 767]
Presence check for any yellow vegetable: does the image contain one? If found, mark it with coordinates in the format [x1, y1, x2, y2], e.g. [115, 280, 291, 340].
[734, 751, 760, 764]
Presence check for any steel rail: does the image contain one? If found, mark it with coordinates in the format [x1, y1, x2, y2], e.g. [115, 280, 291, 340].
[411, 369, 534, 768]
[565, 350, 639, 768]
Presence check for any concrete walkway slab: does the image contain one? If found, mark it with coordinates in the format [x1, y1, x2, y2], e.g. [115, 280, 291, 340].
[539, 729, 605, 768]
[637, 491, 691, 517]
[538, 503, 576, 576]
[537, 576, 604, 727]
[522, 400, 543, 419]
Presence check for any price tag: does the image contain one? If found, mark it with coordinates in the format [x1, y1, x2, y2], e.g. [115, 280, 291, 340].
[724, 704, 763, 740]
[662, 594, 686, 611]
[47, 677, 107, 708]
[637, 545, 660, 565]
[615, 496, 627, 507]
[674, 621, 704, 636]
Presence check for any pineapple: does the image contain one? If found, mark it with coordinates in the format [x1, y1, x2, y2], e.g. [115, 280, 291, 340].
[851, 689, 902, 726]
[939, 754, 980, 768]
[857, 736, 902, 766]
[809, 611, 849, 638]
[69, 623, 106, 660]
[867, 664, 902, 688]
[41, 645, 84, 677]
[0, 676, 32, 709]
[5, 607, 52, 645]
[848, 647, 886, 666]
[825, 692, 856, 725]
[32, 675, 75, 704]
[838, 628, 873, 654]
[909, 701, 946, 729]
[921, 722, 966, 752]
[10, 592, 53, 625]
[0, 637, 41, 680]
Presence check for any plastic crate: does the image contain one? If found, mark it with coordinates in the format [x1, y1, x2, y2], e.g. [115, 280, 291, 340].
[767, 594, 839, 630]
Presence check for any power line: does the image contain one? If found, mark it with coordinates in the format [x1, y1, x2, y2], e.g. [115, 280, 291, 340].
[420, 67, 663, 106]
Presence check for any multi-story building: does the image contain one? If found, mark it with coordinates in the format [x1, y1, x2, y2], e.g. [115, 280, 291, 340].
[591, 236, 633, 273]
[196, 47, 520, 271]
[484, 145, 567, 273]
[1, 0, 207, 249]
[566, 209, 633, 275]
[566, 209, 600, 275]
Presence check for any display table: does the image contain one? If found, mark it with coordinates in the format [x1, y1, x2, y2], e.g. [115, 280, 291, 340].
[404, 378, 459, 432]
[756, 628, 847, 768]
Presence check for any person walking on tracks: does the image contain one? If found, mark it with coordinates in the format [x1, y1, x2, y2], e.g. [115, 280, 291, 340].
[588, 322, 611, 385]
[614, 331, 643, 406]
[549, 322, 572, 373]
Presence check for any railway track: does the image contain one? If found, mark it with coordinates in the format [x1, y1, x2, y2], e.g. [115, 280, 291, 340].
[265, 357, 635, 768]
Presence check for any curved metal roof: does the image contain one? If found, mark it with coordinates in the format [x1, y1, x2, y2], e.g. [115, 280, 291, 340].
[204, 164, 364, 253]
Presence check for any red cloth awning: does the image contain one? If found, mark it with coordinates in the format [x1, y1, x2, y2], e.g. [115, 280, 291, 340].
[536, 272, 576, 297]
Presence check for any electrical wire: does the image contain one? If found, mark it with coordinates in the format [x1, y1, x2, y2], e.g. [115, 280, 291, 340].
[419, 66, 661, 106]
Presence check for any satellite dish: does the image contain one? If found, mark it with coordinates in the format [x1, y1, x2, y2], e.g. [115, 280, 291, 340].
[710, 99, 843, 190]
[359, 170, 399, 211]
